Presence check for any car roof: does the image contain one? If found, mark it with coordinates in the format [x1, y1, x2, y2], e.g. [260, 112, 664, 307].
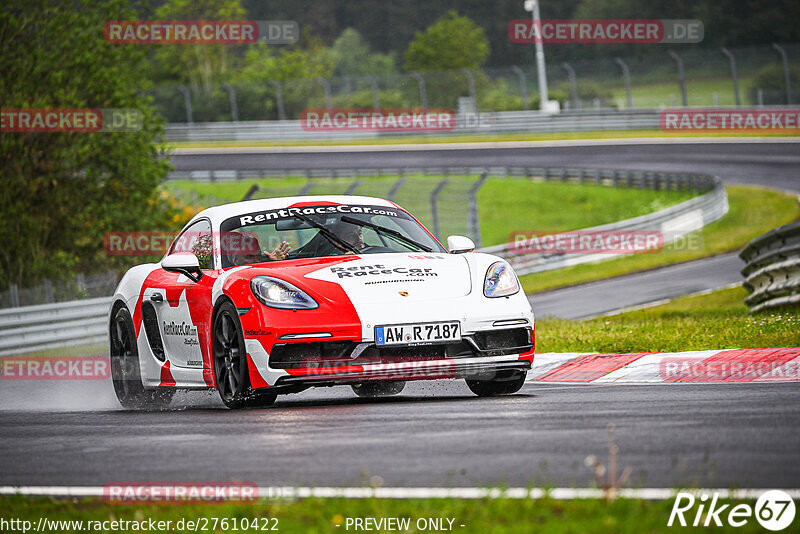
[188, 195, 399, 227]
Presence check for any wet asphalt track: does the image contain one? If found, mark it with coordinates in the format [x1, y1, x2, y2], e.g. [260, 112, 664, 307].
[1, 139, 798, 490]
[0, 380, 798, 488]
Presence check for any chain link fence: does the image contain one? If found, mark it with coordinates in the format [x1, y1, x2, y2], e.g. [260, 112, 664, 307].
[153, 43, 799, 123]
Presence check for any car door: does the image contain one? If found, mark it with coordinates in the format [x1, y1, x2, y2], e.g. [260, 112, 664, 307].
[141, 219, 215, 370]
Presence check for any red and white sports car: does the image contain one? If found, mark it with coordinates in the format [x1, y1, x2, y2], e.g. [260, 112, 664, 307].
[109, 196, 535, 409]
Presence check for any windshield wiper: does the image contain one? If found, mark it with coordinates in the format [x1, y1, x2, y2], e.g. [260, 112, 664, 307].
[340, 216, 434, 252]
[292, 212, 361, 254]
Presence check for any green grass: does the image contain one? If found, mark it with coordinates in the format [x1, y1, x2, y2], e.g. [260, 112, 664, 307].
[0, 495, 771, 533]
[536, 286, 800, 353]
[522, 186, 800, 294]
[477, 180, 695, 247]
[164, 176, 697, 248]
[612, 77, 758, 108]
[168, 129, 798, 149]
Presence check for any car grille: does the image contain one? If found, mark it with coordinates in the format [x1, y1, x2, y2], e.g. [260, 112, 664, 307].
[269, 327, 532, 369]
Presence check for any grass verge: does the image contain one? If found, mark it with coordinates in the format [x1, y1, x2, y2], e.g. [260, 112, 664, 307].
[536, 286, 800, 353]
[168, 129, 798, 149]
[164, 176, 697, 248]
[521, 186, 800, 294]
[0, 495, 769, 533]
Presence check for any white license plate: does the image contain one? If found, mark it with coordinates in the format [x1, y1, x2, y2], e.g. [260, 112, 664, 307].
[375, 322, 461, 346]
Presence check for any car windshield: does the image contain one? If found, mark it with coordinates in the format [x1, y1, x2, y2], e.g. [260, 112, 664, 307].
[218, 203, 446, 268]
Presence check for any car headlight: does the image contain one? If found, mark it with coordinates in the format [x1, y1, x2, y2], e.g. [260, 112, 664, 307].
[250, 276, 318, 309]
[484, 261, 520, 298]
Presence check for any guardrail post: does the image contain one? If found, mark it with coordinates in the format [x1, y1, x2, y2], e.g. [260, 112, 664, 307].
[268, 81, 286, 121]
[44, 279, 53, 303]
[177, 85, 193, 123]
[720, 47, 741, 106]
[9, 284, 19, 308]
[410, 72, 428, 110]
[317, 77, 333, 110]
[772, 43, 793, 105]
[222, 83, 239, 122]
[510, 66, 528, 110]
[614, 57, 634, 109]
[430, 179, 449, 240]
[364, 75, 380, 110]
[462, 69, 477, 104]
[561, 62, 580, 110]
[668, 51, 688, 107]
[468, 172, 489, 247]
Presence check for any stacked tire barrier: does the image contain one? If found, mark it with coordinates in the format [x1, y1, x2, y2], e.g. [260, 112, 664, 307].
[740, 221, 800, 312]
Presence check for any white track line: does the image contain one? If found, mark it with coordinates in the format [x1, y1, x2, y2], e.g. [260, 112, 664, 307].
[1, 486, 798, 500]
[171, 136, 800, 154]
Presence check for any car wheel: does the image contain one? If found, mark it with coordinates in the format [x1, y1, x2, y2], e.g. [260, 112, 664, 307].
[212, 301, 275, 409]
[110, 306, 174, 410]
[351, 381, 406, 398]
[465, 370, 527, 397]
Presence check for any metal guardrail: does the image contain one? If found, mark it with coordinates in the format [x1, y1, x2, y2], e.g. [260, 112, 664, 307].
[740, 221, 800, 312]
[479, 172, 727, 275]
[164, 109, 663, 142]
[0, 297, 110, 356]
[163, 107, 800, 143]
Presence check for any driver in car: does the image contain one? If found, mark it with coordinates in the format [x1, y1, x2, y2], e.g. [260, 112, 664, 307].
[337, 221, 364, 253]
[226, 232, 291, 266]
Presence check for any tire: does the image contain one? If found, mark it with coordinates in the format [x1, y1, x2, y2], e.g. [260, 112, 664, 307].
[212, 301, 276, 409]
[110, 306, 174, 410]
[465, 370, 527, 397]
[351, 381, 406, 398]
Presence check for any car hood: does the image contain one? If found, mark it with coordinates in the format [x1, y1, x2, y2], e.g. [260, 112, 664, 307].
[303, 252, 472, 303]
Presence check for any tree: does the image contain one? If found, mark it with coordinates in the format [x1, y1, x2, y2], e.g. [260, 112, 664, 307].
[331, 28, 396, 77]
[404, 11, 490, 72]
[150, 0, 247, 93]
[0, 0, 175, 287]
[234, 31, 337, 119]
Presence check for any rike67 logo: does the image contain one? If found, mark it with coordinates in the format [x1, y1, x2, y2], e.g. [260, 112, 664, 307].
[669, 490, 795, 531]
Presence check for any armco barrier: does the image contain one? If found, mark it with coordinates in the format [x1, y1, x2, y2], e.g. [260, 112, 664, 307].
[164, 109, 662, 143]
[162, 107, 800, 143]
[740, 221, 800, 312]
[0, 297, 110, 356]
[478, 171, 727, 275]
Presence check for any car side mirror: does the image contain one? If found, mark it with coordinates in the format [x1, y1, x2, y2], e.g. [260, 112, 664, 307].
[447, 235, 475, 254]
[161, 254, 203, 282]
